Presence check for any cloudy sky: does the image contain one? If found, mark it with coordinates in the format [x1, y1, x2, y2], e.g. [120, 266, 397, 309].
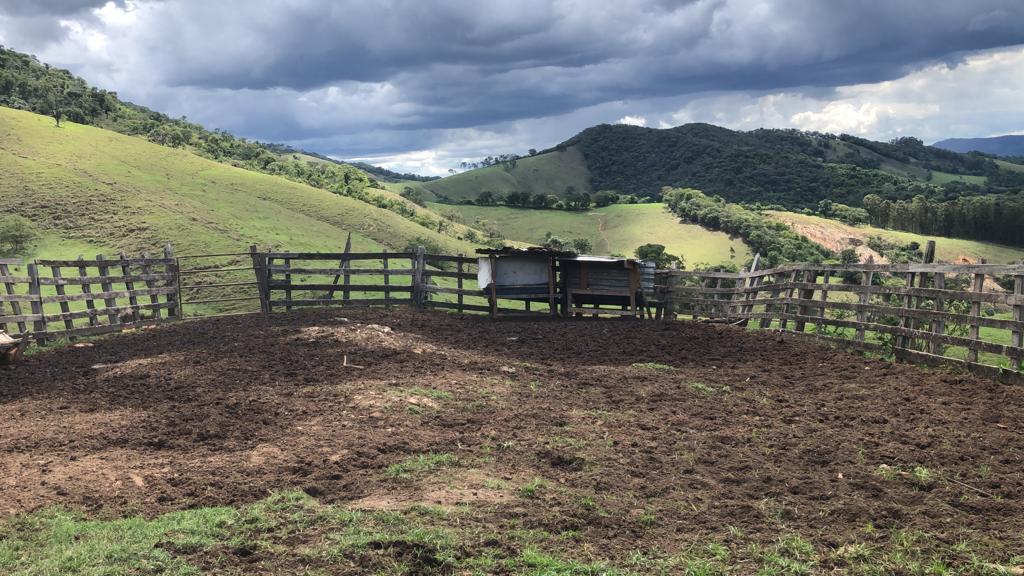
[2, 0, 1024, 175]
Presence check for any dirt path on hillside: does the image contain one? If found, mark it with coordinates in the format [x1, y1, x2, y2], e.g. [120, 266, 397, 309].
[595, 213, 611, 253]
[2, 309, 1021, 563]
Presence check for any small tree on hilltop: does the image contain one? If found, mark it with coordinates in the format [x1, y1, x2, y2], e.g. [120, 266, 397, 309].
[635, 243, 683, 269]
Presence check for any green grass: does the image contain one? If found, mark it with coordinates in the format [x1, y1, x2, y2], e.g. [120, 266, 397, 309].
[384, 453, 459, 479]
[432, 202, 750, 264]
[929, 171, 988, 186]
[0, 107, 477, 260]
[994, 159, 1024, 173]
[2, 491, 1015, 575]
[405, 146, 594, 202]
[767, 211, 1024, 264]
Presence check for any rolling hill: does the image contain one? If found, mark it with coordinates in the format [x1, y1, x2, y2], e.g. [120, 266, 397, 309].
[934, 135, 1024, 156]
[432, 203, 750, 265]
[420, 124, 1024, 208]
[0, 107, 478, 260]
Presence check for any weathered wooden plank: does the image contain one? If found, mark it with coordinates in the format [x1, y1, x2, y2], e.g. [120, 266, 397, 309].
[931, 272, 945, 355]
[423, 269, 477, 280]
[96, 254, 119, 326]
[139, 252, 162, 322]
[38, 286, 178, 304]
[76, 256, 99, 327]
[269, 298, 414, 307]
[266, 266, 414, 275]
[967, 271, 985, 363]
[774, 312, 1023, 357]
[569, 307, 637, 316]
[428, 301, 492, 313]
[1013, 274, 1023, 366]
[422, 285, 479, 296]
[50, 265, 75, 333]
[27, 263, 46, 341]
[35, 258, 174, 267]
[44, 302, 173, 322]
[36, 273, 175, 285]
[457, 254, 465, 314]
[265, 252, 416, 260]
[425, 254, 477, 264]
[0, 261, 28, 335]
[268, 283, 412, 292]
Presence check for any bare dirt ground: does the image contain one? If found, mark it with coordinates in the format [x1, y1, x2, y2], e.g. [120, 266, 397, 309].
[1, 308, 1022, 565]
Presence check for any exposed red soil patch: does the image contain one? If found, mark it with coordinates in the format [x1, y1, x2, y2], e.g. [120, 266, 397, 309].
[1, 308, 1022, 560]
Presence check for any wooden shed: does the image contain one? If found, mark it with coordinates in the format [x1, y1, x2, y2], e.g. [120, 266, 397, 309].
[558, 256, 655, 318]
[476, 248, 570, 317]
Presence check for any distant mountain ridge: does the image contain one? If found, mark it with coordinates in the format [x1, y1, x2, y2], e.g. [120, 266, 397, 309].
[416, 123, 1024, 209]
[933, 135, 1024, 156]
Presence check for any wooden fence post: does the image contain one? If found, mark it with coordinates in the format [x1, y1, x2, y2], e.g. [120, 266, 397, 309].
[165, 245, 180, 320]
[1013, 272, 1023, 369]
[140, 252, 162, 323]
[96, 255, 119, 326]
[284, 257, 293, 312]
[736, 253, 760, 327]
[760, 271, 780, 329]
[794, 268, 815, 333]
[119, 252, 141, 325]
[457, 253, 465, 314]
[855, 269, 873, 342]
[931, 272, 945, 356]
[382, 250, 391, 309]
[77, 256, 98, 327]
[27, 263, 46, 345]
[51, 264, 74, 334]
[817, 270, 831, 333]
[1, 260, 28, 335]
[413, 246, 426, 309]
[248, 245, 268, 315]
[967, 269, 985, 363]
[266, 255, 275, 313]
[780, 270, 799, 330]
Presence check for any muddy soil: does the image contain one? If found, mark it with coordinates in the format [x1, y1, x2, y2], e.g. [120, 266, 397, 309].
[1, 308, 1021, 559]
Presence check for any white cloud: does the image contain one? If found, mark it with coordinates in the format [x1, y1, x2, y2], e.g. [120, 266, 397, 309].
[616, 115, 647, 127]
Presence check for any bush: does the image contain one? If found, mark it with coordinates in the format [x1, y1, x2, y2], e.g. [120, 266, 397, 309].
[0, 215, 38, 256]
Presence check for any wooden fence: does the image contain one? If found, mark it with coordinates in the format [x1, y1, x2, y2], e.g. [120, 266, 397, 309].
[4, 243, 1024, 380]
[1, 247, 179, 343]
[655, 260, 1024, 380]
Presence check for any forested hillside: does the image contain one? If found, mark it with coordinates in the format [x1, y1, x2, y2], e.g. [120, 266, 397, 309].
[558, 124, 1024, 207]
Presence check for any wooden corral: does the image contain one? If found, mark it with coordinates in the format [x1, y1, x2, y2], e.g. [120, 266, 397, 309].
[3, 242, 1024, 381]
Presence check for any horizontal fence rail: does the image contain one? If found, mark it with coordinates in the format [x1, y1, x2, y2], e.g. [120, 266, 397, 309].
[1, 247, 179, 343]
[3, 242, 1023, 381]
[654, 259, 1024, 380]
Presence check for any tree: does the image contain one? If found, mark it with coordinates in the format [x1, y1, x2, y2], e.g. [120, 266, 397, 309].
[476, 191, 496, 205]
[635, 243, 682, 269]
[570, 238, 592, 254]
[0, 215, 38, 256]
[592, 191, 617, 207]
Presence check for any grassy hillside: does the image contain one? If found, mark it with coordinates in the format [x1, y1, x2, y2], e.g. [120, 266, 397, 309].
[768, 211, 1024, 264]
[433, 202, 750, 265]
[0, 107, 478, 259]
[408, 146, 593, 202]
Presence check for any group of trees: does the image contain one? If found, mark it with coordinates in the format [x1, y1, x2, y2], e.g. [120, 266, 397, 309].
[662, 187, 831, 267]
[471, 188, 645, 210]
[458, 154, 520, 171]
[862, 193, 1024, 247]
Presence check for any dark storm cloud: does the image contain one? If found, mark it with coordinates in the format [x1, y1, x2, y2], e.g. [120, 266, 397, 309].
[1, 0, 1023, 172]
[112, 0, 1024, 131]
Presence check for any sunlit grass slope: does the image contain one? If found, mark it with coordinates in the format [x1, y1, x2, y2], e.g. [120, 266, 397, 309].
[433, 202, 750, 265]
[0, 107, 477, 258]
